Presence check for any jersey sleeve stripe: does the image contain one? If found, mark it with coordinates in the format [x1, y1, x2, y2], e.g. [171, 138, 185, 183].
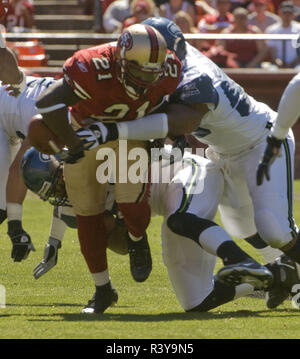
[73, 80, 92, 100]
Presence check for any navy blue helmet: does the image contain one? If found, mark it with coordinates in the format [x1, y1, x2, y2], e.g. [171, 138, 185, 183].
[21, 147, 69, 206]
[142, 17, 186, 61]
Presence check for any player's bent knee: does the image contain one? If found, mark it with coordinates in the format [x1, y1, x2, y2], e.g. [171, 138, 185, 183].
[254, 209, 288, 248]
[167, 212, 216, 241]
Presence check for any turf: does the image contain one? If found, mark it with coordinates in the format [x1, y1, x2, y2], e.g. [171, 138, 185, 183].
[0, 183, 300, 339]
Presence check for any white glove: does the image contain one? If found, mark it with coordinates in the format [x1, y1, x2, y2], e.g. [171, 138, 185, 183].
[33, 237, 61, 279]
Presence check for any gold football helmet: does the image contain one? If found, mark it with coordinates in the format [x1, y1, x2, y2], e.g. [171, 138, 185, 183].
[116, 24, 168, 99]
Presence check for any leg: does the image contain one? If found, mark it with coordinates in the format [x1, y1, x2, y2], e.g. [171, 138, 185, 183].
[64, 145, 116, 313]
[115, 140, 152, 282]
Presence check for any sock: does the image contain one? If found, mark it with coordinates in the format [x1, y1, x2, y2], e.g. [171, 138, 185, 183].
[76, 213, 108, 273]
[187, 281, 235, 312]
[282, 237, 300, 266]
[234, 283, 255, 299]
[7, 202, 22, 221]
[244, 233, 282, 263]
[199, 225, 237, 256]
[92, 269, 110, 286]
[216, 241, 250, 265]
[128, 232, 143, 242]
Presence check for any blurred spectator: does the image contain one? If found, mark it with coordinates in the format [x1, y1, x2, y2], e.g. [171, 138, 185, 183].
[230, 0, 250, 11]
[159, 0, 197, 25]
[266, 1, 300, 67]
[123, 0, 157, 28]
[270, 0, 285, 13]
[198, 0, 234, 33]
[174, 10, 204, 50]
[0, 0, 34, 32]
[195, 0, 217, 23]
[103, 0, 132, 33]
[218, 7, 269, 67]
[248, 0, 280, 31]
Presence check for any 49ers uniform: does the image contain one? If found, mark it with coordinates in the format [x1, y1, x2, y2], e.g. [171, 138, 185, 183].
[62, 42, 181, 217]
[63, 43, 180, 126]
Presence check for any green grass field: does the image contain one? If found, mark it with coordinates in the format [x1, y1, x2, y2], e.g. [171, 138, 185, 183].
[1, 183, 300, 340]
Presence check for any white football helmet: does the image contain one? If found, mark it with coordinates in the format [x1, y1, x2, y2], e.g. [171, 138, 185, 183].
[116, 24, 168, 99]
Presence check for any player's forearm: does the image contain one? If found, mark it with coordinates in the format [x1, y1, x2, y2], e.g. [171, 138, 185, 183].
[6, 139, 31, 204]
[271, 73, 300, 139]
[50, 209, 67, 241]
[116, 104, 202, 140]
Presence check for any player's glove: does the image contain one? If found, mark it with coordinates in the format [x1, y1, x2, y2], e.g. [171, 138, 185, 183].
[256, 135, 283, 186]
[76, 121, 118, 150]
[33, 237, 61, 279]
[8, 220, 36, 262]
[59, 142, 85, 164]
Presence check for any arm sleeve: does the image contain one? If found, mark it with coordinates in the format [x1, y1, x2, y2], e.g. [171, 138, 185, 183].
[271, 73, 300, 139]
[49, 207, 67, 241]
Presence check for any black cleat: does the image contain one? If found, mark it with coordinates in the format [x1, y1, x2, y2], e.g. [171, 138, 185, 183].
[215, 258, 273, 290]
[127, 233, 152, 282]
[81, 282, 118, 314]
[265, 254, 299, 309]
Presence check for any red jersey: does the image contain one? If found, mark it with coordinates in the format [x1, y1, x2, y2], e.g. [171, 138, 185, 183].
[225, 25, 258, 65]
[63, 43, 181, 127]
[5, 1, 33, 31]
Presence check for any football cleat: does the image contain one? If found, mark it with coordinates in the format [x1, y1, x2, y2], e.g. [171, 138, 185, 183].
[127, 232, 152, 283]
[81, 282, 118, 314]
[265, 254, 299, 309]
[215, 258, 273, 290]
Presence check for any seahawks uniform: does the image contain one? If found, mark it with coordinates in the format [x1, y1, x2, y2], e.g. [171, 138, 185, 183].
[41, 153, 225, 310]
[168, 43, 297, 250]
[0, 76, 56, 212]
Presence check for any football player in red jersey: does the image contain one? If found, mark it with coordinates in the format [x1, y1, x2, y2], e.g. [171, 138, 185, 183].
[31, 24, 182, 314]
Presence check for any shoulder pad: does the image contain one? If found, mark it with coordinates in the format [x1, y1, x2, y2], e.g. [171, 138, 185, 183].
[169, 74, 219, 107]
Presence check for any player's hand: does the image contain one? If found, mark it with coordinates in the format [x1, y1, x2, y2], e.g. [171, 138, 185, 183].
[256, 135, 283, 186]
[9, 230, 36, 262]
[2, 69, 27, 97]
[76, 122, 118, 150]
[59, 143, 85, 164]
[33, 237, 61, 279]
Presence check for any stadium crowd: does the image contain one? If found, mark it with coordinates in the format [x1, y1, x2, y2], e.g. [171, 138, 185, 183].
[0, 0, 300, 68]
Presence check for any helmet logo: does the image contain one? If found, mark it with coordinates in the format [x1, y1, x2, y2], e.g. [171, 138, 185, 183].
[118, 31, 133, 51]
[39, 153, 51, 162]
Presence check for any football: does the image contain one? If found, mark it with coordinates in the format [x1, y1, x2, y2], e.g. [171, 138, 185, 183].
[28, 114, 65, 155]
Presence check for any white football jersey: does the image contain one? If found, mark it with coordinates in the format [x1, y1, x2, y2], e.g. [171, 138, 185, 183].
[169, 44, 277, 154]
[0, 76, 56, 139]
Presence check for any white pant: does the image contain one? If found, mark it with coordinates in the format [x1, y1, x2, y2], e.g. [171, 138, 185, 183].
[214, 130, 298, 248]
[155, 156, 224, 310]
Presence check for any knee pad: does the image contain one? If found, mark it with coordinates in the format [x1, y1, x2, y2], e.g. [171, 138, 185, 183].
[167, 212, 216, 242]
[0, 209, 7, 224]
[255, 209, 289, 248]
